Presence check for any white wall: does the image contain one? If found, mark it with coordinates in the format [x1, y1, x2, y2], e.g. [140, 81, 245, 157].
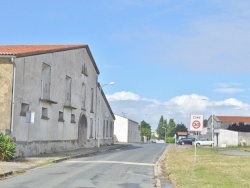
[218, 129, 238, 147]
[127, 120, 140, 143]
[114, 115, 128, 142]
[114, 114, 140, 143]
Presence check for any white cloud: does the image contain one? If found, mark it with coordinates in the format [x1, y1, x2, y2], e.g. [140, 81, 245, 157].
[106, 91, 160, 104]
[213, 82, 244, 94]
[214, 82, 242, 88]
[107, 91, 250, 131]
[106, 91, 140, 101]
[213, 88, 244, 94]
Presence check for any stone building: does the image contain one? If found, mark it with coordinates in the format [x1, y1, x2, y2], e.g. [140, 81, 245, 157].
[0, 45, 115, 156]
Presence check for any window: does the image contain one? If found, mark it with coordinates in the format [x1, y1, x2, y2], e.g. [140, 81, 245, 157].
[71, 114, 76, 123]
[90, 118, 93, 138]
[58, 111, 64, 122]
[90, 88, 94, 113]
[82, 63, 88, 76]
[106, 120, 108, 137]
[81, 83, 86, 110]
[110, 121, 113, 137]
[65, 76, 72, 105]
[103, 120, 105, 139]
[41, 107, 49, 119]
[20, 103, 29, 116]
[41, 63, 51, 99]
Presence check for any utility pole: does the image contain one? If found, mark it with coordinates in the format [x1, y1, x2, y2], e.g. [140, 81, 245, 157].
[163, 127, 166, 143]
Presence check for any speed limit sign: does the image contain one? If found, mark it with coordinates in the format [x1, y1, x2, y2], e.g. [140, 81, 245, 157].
[190, 114, 203, 132]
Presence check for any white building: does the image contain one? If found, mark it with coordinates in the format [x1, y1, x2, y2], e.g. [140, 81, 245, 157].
[207, 115, 250, 147]
[114, 114, 140, 143]
[0, 45, 115, 156]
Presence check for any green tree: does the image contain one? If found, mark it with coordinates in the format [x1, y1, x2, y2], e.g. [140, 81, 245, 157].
[175, 123, 188, 133]
[156, 115, 167, 139]
[167, 119, 176, 137]
[140, 120, 151, 138]
[203, 119, 208, 127]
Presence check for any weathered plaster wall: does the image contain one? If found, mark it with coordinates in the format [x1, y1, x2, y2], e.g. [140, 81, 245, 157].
[10, 48, 102, 156]
[127, 120, 140, 143]
[97, 91, 115, 146]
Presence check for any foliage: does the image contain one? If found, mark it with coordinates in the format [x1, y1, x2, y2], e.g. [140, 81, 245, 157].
[156, 115, 167, 139]
[228, 122, 250, 132]
[175, 123, 188, 133]
[166, 137, 175, 143]
[203, 119, 208, 127]
[167, 119, 176, 137]
[140, 120, 151, 137]
[0, 132, 16, 161]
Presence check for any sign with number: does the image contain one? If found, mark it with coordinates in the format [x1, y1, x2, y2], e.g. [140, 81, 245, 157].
[190, 114, 203, 132]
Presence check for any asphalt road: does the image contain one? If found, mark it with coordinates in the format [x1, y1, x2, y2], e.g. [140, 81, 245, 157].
[0, 143, 167, 188]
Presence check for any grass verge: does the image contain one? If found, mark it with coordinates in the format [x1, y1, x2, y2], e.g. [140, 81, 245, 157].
[165, 146, 250, 188]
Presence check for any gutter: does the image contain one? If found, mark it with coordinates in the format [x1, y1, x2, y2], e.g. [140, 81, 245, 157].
[10, 56, 16, 135]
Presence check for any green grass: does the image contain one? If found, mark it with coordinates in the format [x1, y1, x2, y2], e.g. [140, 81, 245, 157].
[165, 146, 250, 188]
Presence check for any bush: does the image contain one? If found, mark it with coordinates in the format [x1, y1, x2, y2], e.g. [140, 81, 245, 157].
[0, 132, 15, 161]
[166, 137, 175, 143]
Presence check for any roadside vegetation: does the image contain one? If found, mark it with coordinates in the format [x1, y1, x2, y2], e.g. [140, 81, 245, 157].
[164, 145, 250, 188]
[0, 132, 15, 161]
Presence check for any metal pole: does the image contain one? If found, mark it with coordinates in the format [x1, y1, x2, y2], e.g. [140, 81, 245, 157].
[211, 104, 214, 147]
[140, 124, 142, 142]
[165, 128, 166, 143]
[163, 127, 166, 143]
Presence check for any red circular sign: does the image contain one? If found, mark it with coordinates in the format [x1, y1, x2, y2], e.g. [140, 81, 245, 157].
[192, 120, 201, 129]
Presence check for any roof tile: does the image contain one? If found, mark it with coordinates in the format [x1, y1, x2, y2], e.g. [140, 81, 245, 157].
[0, 45, 87, 57]
[216, 116, 250, 123]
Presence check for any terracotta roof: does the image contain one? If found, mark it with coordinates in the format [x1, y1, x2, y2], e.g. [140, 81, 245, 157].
[216, 116, 250, 123]
[0, 44, 100, 74]
[0, 44, 87, 57]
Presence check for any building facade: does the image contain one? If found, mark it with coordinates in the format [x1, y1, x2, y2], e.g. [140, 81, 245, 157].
[207, 115, 250, 147]
[0, 45, 115, 156]
[114, 114, 140, 143]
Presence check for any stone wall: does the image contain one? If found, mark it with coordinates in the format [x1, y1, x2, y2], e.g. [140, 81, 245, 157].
[0, 62, 13, 134]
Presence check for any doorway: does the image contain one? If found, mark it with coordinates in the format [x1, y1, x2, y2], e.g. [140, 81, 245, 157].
[78, 114, 87, 146]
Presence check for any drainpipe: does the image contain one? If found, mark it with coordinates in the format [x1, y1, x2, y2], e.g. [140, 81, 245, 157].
[10, 56, 16, 136]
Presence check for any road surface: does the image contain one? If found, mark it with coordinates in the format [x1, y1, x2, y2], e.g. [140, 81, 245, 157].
[0, 143, 167, 188]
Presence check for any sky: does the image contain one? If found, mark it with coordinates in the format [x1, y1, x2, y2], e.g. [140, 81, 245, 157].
[1, 0, 250, 131]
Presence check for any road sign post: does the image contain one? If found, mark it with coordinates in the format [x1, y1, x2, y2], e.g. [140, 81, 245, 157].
[190, 114, 204, 162]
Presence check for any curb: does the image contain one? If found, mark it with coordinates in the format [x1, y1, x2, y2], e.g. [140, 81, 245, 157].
[0, 171, 13, 178]
[154, 145, 170, 188]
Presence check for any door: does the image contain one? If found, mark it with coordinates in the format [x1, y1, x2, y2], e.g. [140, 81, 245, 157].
[78, 115, 87, 146]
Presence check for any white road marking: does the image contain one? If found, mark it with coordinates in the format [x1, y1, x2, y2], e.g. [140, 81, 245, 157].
[66, 160, 155, 166]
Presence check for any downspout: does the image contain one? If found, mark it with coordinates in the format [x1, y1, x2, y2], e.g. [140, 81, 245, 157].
[10, 56, 16, 136]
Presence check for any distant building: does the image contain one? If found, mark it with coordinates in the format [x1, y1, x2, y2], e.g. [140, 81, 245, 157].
[114, 114, 140, 143]
[176, 132, 188, 140]
[207, 116, 250, 147]
[208, 116, 250, 130]
[151, 132, 159, 138]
